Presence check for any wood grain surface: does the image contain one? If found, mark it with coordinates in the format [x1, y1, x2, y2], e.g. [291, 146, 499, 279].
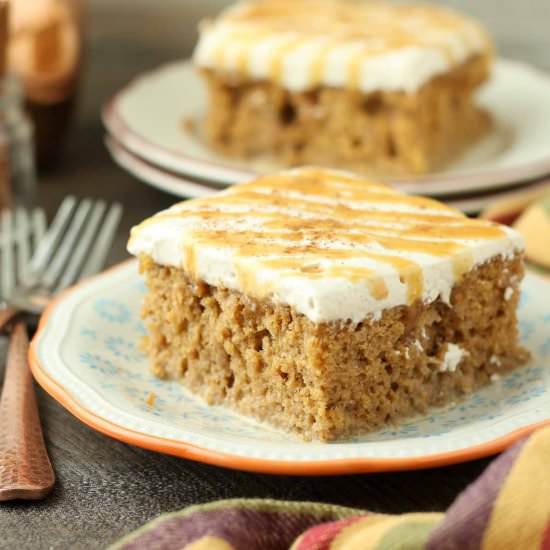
[1, 1, 549, 548]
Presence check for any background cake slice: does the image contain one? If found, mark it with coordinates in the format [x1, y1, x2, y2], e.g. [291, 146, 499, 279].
[193, 0, 493, 176]
[128, 168, 527, 442]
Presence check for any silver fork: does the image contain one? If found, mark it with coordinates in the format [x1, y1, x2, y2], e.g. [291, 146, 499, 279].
[7, 197, 123, 315]
[0, 198, 123, 501]
[0, 208, 47, 328]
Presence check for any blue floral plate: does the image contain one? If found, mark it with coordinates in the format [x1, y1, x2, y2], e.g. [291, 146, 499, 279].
[30, 260, 550, 475]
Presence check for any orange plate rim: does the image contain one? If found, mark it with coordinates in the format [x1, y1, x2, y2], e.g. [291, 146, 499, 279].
[29, 260, 550, 476]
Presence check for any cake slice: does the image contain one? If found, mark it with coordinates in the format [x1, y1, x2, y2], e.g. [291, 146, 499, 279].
[128, 168, 527, 441]
[193, 0, 493, 176]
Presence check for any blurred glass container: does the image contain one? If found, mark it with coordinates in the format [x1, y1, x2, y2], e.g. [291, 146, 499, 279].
[0, 73, 35, 209]
[8, 0, 82, 170]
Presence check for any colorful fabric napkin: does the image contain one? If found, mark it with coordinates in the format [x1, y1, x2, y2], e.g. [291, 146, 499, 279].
[513, 193, 550, 272]
[482, 183, 550, 278]
[111, 425, 550, 550]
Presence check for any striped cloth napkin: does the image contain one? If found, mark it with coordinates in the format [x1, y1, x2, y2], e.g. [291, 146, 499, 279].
[482, 184, 550, 279]
[111, 425, 550, 550]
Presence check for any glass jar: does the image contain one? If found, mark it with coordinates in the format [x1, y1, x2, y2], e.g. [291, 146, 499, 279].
[0, 74, 35, 209]
[8, 0, 83, 169]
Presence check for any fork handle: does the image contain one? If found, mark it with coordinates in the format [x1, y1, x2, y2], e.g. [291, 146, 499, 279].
[0, 306, 18, 332]
[0, 322, 55, 500]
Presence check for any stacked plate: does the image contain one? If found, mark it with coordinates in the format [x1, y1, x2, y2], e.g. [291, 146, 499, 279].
[103, 58, 550, 213]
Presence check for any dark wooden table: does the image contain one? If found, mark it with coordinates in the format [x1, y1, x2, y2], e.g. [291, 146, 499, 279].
[1, 1, 549, 548]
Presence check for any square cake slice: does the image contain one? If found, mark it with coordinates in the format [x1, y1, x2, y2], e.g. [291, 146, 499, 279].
[128, 168, 527, 441]
[193, 0, 493, 176]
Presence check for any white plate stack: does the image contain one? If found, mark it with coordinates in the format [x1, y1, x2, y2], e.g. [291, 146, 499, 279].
[103, 58, 550, 214]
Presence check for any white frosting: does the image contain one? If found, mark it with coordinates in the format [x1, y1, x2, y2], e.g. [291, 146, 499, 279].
[504, 286, 514, 301]
[128, 167, 523, 324]
[439, 344, 467, 373]
[193, 0, 491, 93]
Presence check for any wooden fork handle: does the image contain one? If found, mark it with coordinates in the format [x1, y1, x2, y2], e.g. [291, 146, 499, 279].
[0, 322, 55, 500]
[0, 306, 18, 332]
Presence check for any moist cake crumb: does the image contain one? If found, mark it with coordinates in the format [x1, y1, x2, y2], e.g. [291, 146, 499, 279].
[137, 255, 527, 441]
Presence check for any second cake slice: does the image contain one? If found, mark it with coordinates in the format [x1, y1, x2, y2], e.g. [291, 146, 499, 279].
[194, 0, 493, 176]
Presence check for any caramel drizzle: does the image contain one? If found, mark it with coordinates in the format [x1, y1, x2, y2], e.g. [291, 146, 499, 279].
[151, 201, 499, 233]
[136, 171, 506, 307]
[233, 29, 268, 74]
[257, 259, 389, 300]
[348, 47, 365, 91]
[270, 36, 307, 82]
[206, 187, 454, 214]
[206, 0, 487, 88]
[309, 39, 339, 87]
[183, 236, 422, 303]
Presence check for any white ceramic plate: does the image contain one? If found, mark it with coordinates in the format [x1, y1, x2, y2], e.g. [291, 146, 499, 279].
[103, 58, 550, 197]
[31, 261, 550, 474]
[105, 133, 550, 214]
[105, 135, 218, 199]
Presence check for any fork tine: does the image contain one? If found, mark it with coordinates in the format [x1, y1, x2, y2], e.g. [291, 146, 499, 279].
[31, 208, 47, 256]
[14, 208, 30, 286]
[27, 196, 77, 283]
[79, 202, 123, 280]
[41, 199, 93, 290]
[1, 210, 14, 296]
[55, 200, 107, 292]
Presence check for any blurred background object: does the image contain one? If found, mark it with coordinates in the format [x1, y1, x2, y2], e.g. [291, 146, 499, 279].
[3, 0, 548, 176]
[8, 0, 82, 169]
[0, 0, 35, 209]
[0, 74, 36, 208]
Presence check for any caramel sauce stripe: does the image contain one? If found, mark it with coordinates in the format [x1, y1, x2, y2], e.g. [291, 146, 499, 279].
[250, 259, 390, 300]
[233, 29, 270, 75]
[179, 230, 464, 304]
[309, 39, 339, 88]
[134, 169, 506, 306]
[185, 228, 467, 260]
[183, 238, 421, 303]
[147, 206, 499, 236]
[196, 191, 457, 219]
[229, 177, 456, 210]
[185, 225, 497, 254]
[270, 36, 308, 82]
[238, 245, 423, 304]
[240, 184, 451, 212]
[236, 173, 401, 199]
[216, 1, 482, 85]
[146, 191, 503, 238]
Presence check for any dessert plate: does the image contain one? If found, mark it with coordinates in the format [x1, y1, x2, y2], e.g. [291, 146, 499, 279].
[105, 135, 218, 199]
[105, 133, 550, 215]
[30, 260, 550, 475]
[102, 58, 550, 197]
